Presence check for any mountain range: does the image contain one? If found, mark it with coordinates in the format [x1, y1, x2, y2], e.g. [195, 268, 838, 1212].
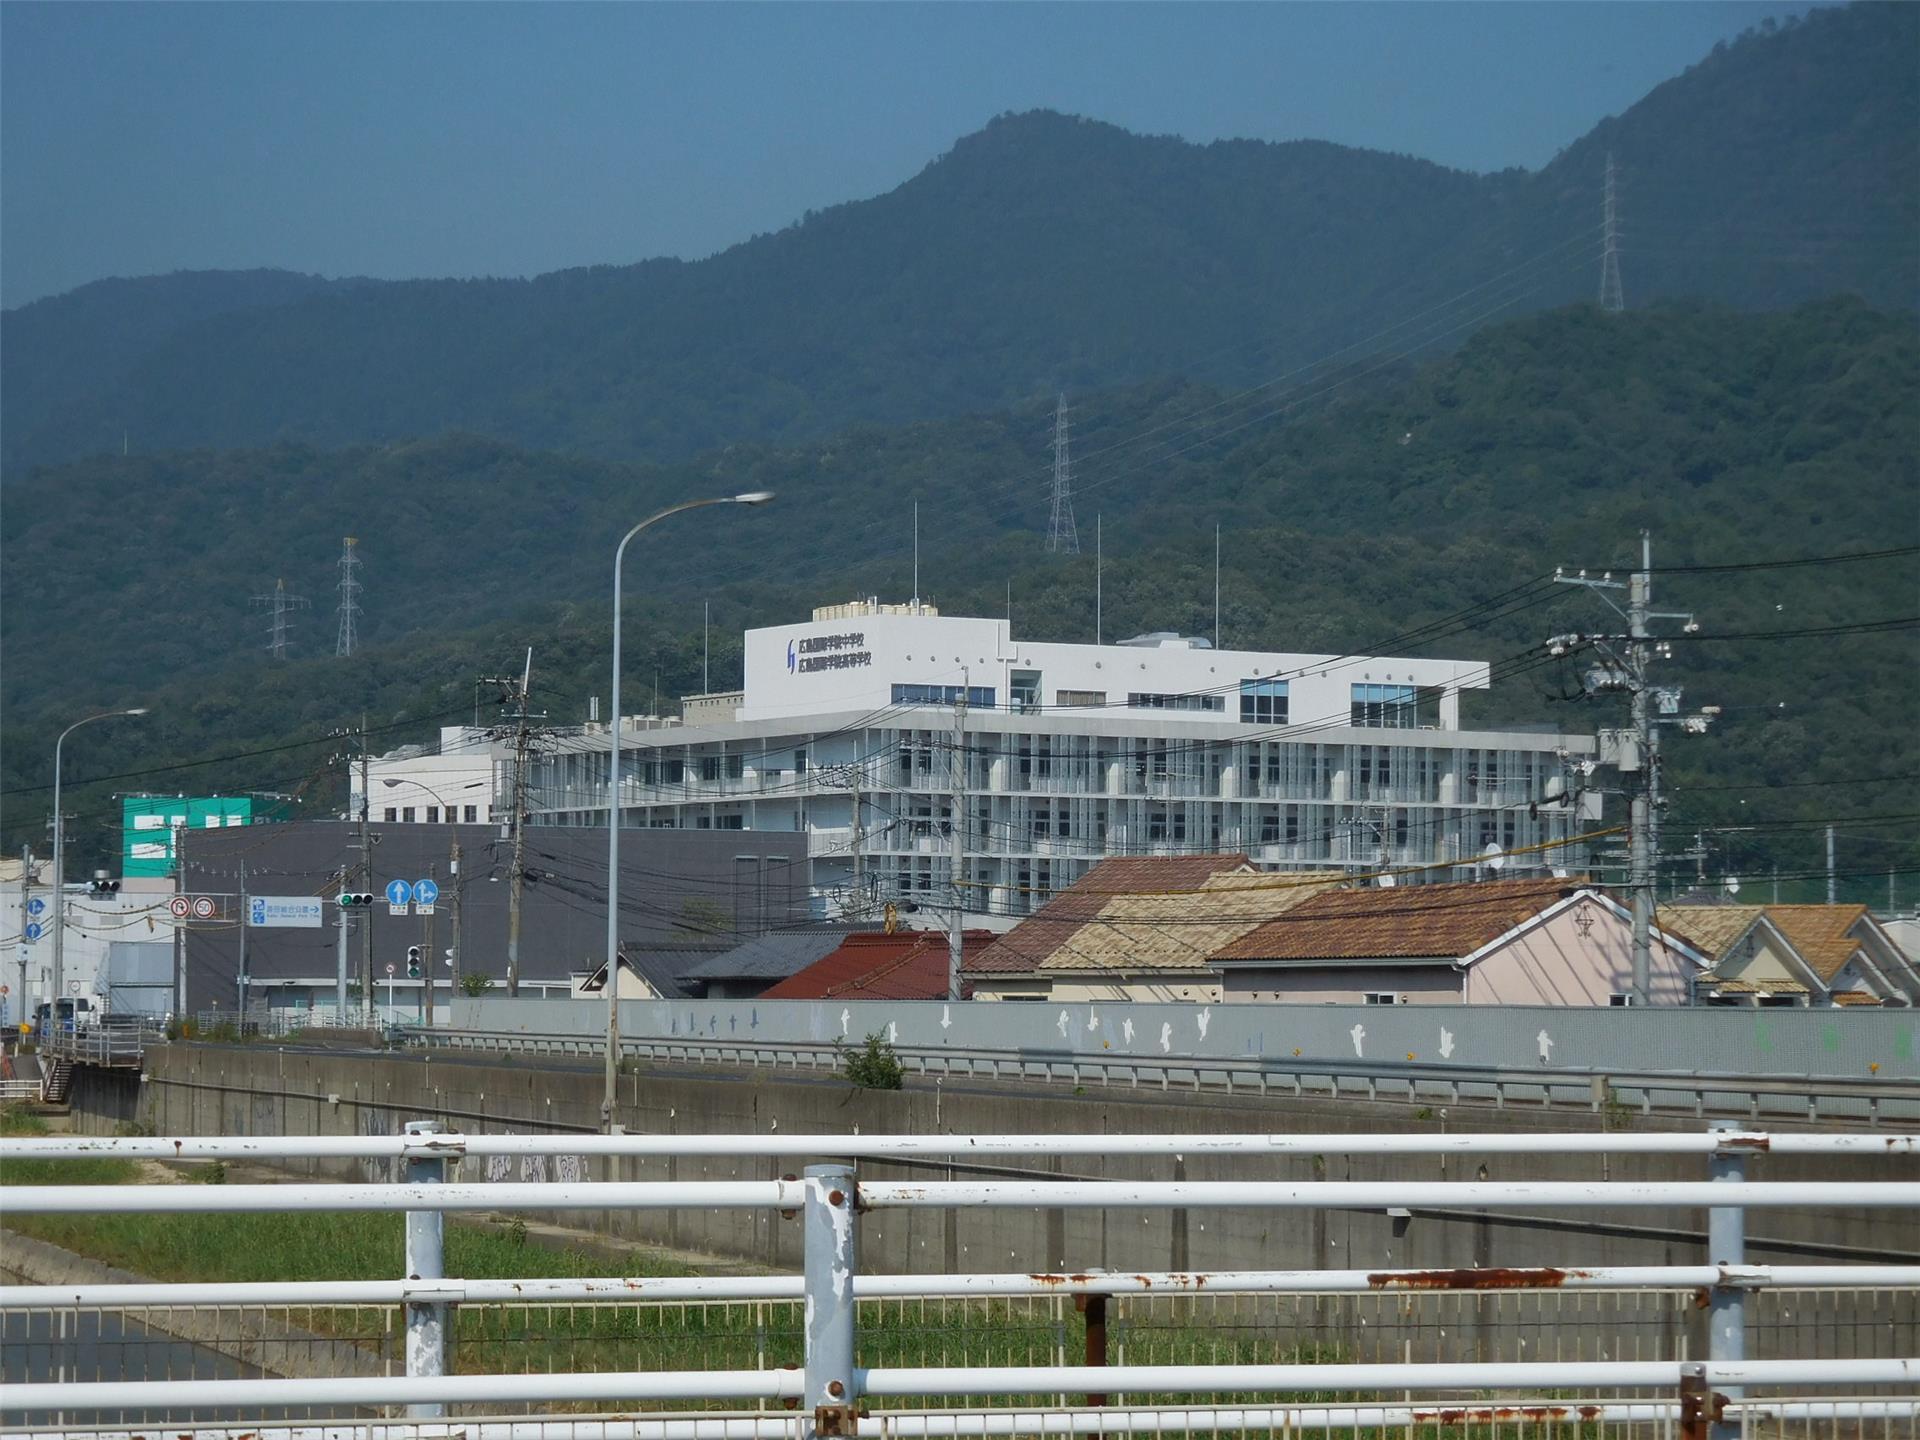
[3, 2, 1913, 472]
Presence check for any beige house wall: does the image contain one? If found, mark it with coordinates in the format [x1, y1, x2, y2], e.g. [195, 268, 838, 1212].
[1706, 927, 1810, 990]
[1464, 898, 1696, 1005]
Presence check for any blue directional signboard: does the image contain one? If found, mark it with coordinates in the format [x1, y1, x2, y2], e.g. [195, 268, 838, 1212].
[26, 897, 47, 919]
[413, 878, 439, 915]
[385, 878, 413, 915]
[23, 921, 45, 943]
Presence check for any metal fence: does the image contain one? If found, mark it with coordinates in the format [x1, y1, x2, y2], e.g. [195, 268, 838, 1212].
[415, 1026, 1920, 1125]
[0, 1126, 1915, 1440]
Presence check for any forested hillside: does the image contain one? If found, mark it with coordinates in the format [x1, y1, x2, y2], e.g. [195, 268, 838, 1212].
[7, 299, 1915, 895]
[4, 3, 1913, 471]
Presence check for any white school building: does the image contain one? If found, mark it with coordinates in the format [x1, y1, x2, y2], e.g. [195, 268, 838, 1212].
[509, 601, 1598, 926]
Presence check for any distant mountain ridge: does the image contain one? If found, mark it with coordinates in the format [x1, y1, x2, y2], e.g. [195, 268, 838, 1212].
[2, 2, 1913, 471]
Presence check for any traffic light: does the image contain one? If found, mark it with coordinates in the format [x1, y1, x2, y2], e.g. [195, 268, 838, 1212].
[88, 877, 122, 894]
[336, 892, 374, 908]
[406, 946, 421, 979]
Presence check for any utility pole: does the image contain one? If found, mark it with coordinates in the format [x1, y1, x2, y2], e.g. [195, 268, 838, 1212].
[16, 845, 33, 1030]
[236, 859, 249, 1016]
[1213, 523, 1221, 649]
[849, 764, 865, 920]
[421, 861, 437, 1025]
[359, 719, 375, 1027]
[1599, 151, 1625, 313]
[947, 676, 968, 1002]
[1046, 395, 1079, 554]
[335, 906, 351, 1021]
[1627, 547, 1652, 999]
[1550, 533, 1713, 1004]
[483, 651, 544, 997]
[448, 838, 462, 998]
[1827, 825, 1837, 905]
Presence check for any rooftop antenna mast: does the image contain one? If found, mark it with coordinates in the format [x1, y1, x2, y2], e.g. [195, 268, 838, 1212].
[334, 537, 363, 656]
[1599, 151, 1625, 314]
[1046, 394, 1080, 555]
[912, 501, 920, 609]
[251, 578, 310, 661]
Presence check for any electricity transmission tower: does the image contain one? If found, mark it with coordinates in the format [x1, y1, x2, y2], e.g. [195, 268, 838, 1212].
[1598, 152, 1625, 314]
[251, 578, 310, 661]
[334, 537, 363, 656]
[1045, 394, 1080, 555]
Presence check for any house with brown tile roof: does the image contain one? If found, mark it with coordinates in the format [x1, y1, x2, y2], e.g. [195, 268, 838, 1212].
[1211, 878, 1709, 1006]
[1659, 903, 1915, 1007]
[965, 855, 1340, 1002]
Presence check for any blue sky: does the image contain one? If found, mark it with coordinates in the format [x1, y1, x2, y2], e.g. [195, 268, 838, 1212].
[1, 1, 1821, 308]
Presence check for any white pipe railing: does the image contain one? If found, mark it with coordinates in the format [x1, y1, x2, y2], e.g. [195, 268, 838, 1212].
[10, 1261, 1919, 1311]
[13, 1128, 1913, 1158]
[2, 1124, 1915, 1436]
[9, 1175, 1919, 1215]
[3, 1358, 1915, 1418]
[12, 1403, 1920, 1440]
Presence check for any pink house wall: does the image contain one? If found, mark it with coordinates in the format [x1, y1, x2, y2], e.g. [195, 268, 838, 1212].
[1462, 898, 1697, 1006]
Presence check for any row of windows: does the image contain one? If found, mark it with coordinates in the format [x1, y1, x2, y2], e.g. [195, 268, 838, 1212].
[383, 805, 480, 824]
[893, 684, 997, 708]
[1129, 692, 1226, 712]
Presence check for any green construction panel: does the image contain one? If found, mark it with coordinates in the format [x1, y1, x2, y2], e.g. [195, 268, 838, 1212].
[122, 796, 254, 877]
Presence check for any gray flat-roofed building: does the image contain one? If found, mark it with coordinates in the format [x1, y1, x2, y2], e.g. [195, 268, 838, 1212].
[175, 821, 808, 1015]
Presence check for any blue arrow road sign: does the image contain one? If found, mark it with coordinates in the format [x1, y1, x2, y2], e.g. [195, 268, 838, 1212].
[23, 921, 45, 942]
[414, 878, 440, 907]
[385, 878, 414, 908]
[26, 896, 47, 918]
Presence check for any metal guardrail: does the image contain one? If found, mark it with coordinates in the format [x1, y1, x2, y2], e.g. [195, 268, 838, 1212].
[412, 1026, 1920, 1124]
[38, 1026, 149, 1068]
[0, 1125, 1915, 1439]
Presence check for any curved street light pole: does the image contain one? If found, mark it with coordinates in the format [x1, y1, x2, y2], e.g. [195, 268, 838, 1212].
[51, 708, 150, 1019]
[605, 492, 773, 1132]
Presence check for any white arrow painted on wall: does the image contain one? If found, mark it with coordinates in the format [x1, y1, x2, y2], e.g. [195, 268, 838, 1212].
[887, 1021, 898, 1045]
[1196, 1007, 1212, 1040]
[1057, 1009, 1071, 1039]
[940, 1004, 952, 1031]
[1537, 1029, 1555, 1064]
[839, 1008, 851, 1037]
[1122, 1017, 1136, 1045]
[1439, 1027, 1455, 1060]
[1086, 1007, 1099, 1032]
[1158, 1022, 1173, 1054]
[1350, 1023, 1366, 1058]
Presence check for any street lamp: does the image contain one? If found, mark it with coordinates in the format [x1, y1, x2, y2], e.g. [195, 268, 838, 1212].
[605, 492, 773, 1131]
[51, 708, 150, 1015]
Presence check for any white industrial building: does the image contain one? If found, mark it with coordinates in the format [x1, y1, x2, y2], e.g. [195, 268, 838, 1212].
[491, 601, 1599, 925]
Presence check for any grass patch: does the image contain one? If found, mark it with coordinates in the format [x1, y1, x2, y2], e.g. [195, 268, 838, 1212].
[0, 1106, 140, 1186]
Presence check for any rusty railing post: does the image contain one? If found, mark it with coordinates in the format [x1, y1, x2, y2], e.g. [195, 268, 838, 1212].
[1707, 1120, 1746, 1440]
[1075, 1287, 1109, 1436]
[401, 1119, 449, 1419]
[803, 1163, 859, 1439]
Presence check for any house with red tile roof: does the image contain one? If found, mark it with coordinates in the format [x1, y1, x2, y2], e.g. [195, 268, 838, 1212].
[759, 929, 998, 1001]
